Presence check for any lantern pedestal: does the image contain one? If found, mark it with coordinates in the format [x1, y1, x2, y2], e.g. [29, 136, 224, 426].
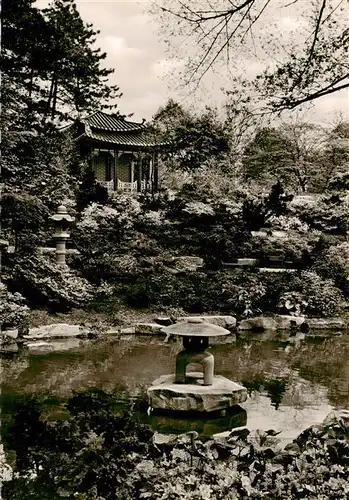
[50, 205, 74, 269]
[148, 318, 247, 414]
[148, 373, 247, 413]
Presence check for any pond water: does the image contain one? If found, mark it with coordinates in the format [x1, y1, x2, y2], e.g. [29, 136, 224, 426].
[1, 331, 349, 444]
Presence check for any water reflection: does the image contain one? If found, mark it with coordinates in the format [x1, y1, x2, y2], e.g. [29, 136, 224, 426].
[1, 332, 349, 438]
[144, 406, 247, 437]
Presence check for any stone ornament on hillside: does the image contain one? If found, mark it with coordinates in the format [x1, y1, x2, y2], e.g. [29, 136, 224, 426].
[50, 205, 75, 268]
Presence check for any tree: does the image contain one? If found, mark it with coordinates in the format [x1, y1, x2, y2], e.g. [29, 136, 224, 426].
[1, 0, 122, 125]
[242, 120, 337, 192]
[324, 120, 349, 189]
[155, 0, 349, 112]
[42, 0, 122, 121]
[152, 99, 230, 171]
[242, 126, 293, 184]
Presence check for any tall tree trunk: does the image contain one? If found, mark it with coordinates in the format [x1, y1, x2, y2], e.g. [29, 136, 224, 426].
[28, 68, 34, 98]
[46, 76, 55, 118]
[51, 77, 58, 119]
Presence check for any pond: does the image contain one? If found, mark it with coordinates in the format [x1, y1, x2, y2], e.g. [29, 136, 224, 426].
[1, 330, 349, 444]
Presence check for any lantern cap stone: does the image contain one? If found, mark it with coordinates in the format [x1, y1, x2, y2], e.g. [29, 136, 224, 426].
[161, 319, 230, 337]
[50, 205, 75, 222]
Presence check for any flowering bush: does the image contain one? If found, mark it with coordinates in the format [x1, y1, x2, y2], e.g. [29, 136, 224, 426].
[294, 196, 349, 235]
[268, 214, 309, 233]
[0, 283, 29, 330]
[137, 209, 164, 228]
[182, 201, 215, 216]
[249, 234, 312, 265]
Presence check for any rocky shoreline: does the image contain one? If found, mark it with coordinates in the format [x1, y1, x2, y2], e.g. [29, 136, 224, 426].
[1, 314, 348, 354]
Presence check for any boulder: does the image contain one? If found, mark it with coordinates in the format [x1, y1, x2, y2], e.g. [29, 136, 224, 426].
[306, 318, 346, 330]
[223, 259, 258, 268]
[117, 327, 136, 335]
[23, 323, 87, 339]
[154, 317, 173, 326]
[238, 316, 278, 331]
[274, 315, 306, 329]
[258, 268, 297, 273]
[134, 323, 165, 335]
[177, 315, 237, 330]
[148, 373, 247, 412]
[1, 329, 18, 339]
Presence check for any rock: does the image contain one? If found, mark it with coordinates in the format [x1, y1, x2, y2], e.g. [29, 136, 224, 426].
[2, 329, 19, 339]
[116, 327, 136, 335]
[271, 231, 288, 239]
[223, 259, 258, 267]
[238, 317, 278, 331]
[147, 373, 247, 412]
[274, 315, 306, 329]
[258, 268, 297, 273]
[306, 318, 346, 330]
[24, 323, 87, 339]
[153, 432, 177, 446]
[155, 317, 173, 326]
[134, 323, 165, 335]
[290, 195, 319, 207]
[177, 315, 237, 330]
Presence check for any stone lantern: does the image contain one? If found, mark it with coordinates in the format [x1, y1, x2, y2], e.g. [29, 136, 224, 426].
[148, 318, 247, 413]
[50, 205, 74, 268]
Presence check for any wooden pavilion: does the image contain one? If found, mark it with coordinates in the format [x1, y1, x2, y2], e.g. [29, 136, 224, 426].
[70, 111, 161, 194]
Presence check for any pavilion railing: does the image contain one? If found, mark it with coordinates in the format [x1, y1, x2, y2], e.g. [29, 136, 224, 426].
[97, 179, 147, 194]
[116, 180, 147, 192]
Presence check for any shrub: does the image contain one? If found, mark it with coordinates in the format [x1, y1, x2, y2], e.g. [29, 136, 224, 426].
[75, 166, 109, 211]
[121, 269, 267, 317]
[328, 170, 349, 191]
[313, 241, 349, 296]
[7, 254, 94, 312]
[278, 272, 343, 317]
[0, 283, 29, 330]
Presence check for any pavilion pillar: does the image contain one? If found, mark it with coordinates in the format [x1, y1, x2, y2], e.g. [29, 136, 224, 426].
[137, 152, 143, 192]
[153, 151, 159, 193]
[114, 150, 118, 190]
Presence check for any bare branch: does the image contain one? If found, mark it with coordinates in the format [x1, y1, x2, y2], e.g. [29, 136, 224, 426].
[160, 0, 255, 23]
[285, 76, 349, 109]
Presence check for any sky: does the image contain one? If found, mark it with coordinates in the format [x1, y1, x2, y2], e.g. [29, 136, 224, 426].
[35, 0, 349, 125]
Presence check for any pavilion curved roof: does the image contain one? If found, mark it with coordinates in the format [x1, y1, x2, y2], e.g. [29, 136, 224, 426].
[69, 110, 161, 148]
[83, 111, 145, 132]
